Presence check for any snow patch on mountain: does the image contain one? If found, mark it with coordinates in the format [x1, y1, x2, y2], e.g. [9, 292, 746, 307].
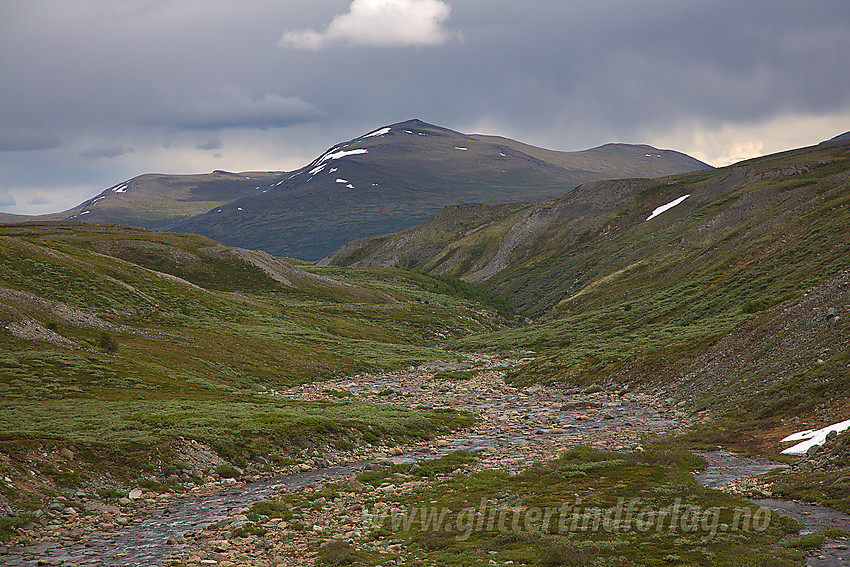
[646, 195, 690, 221]
[781, 418, 850, 455]
[319, 148, 368, 164]
[364, 127, 391, 138]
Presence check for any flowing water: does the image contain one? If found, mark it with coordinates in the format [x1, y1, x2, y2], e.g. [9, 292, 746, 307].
[1, 380, 846, 567]
[698, 451, 850, 567]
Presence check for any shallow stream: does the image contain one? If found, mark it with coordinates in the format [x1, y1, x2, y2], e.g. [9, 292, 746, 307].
[1, 387, 846, 567]
[698, 451, 850, 567]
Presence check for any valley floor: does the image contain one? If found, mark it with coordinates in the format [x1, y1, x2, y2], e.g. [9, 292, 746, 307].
[3, 356, 845, 566]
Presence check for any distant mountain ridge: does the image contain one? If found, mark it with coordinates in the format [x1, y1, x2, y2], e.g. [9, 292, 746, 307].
[169, 119, 710, 260]
[824, 131, 850, 143]
[5, 119, 711, 260]
[58, 170, 284, 230]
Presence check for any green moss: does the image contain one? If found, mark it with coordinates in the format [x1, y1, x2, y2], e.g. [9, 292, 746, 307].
[782, 528, 850, 550]
[432, 369, 478, 381]
[358, 445, 803, 566]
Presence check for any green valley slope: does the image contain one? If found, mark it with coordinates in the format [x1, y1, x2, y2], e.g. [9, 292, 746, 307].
[322, 136, 850, 511]
[0, 222, 503, 509]
[324, 137, 850, 396]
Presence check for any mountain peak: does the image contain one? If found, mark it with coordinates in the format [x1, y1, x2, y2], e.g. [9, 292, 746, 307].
[391, 118, 430, 128]
[43, 120, 712, 261]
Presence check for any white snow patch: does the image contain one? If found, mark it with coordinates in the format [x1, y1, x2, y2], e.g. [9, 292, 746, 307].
[111, 183, 129, 193]
[500, 152, 506, 157]
[309, 164, 326, 175]
[318, 148, 368, 164]
[80, 210, 90, 215]
[346, 184, 355, 189]
[646, 195, 690, 221]
[454, 146, 468, 151]
[237, 207, 243, 211]
[418, 132, 426, 136]
[405, 130, 414, 134]
[364, 127, 391, 138]
[335, 178, 348, 184]
[780, 418, 850, 455]
[329, 168, 338, 174]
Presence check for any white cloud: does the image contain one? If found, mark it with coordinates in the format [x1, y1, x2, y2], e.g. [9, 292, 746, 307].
[279, 0, 460, 50]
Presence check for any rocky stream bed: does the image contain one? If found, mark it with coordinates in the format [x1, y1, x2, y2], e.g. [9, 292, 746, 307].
[1, 357, 847, 566]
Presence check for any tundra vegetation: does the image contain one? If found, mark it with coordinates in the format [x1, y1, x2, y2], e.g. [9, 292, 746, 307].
[0, 138, 849, 564]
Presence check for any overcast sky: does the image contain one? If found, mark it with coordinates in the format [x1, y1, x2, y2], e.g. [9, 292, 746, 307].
[2, 0, 849, 214]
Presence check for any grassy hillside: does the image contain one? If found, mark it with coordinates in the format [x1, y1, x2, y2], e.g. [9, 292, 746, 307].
[461, 141, 850, 382]
[320, 139, 850, 513]
[326, 139, 850, 409]
[319, 202, 528, 268]
[0, 223, 502, 510]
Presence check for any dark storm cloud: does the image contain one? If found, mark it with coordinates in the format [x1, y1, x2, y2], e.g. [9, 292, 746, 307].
[157, 87, 324, 131]
[0, 0, 848, 213]
[26, 197, 53, 206]
[195, 137, 222, 151]
[0, 131, 62, 152]
[79, 143, 135, 160]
